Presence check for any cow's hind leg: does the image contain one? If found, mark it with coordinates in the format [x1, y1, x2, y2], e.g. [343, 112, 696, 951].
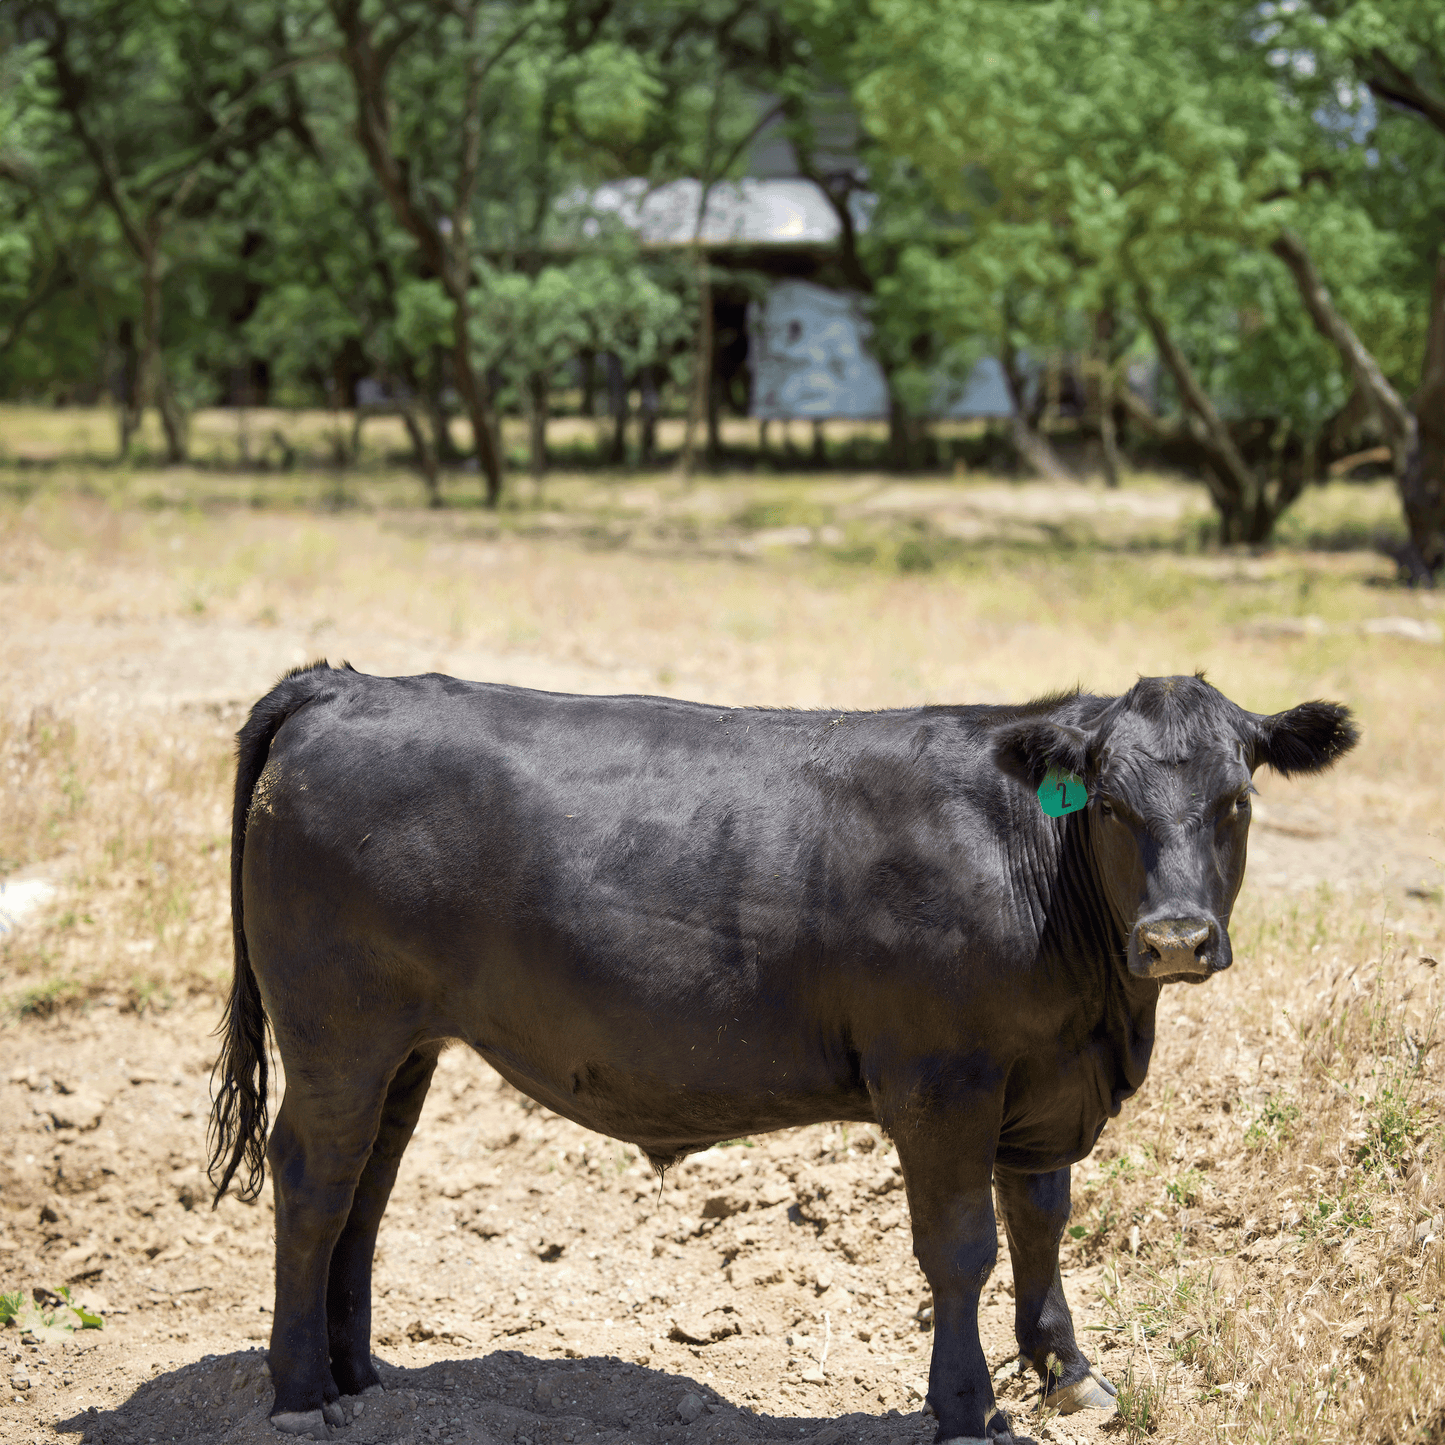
[266, 1049, 402, 1438]
[326, 1047, 439, 1397]
[993, 1165, 1115, 1412]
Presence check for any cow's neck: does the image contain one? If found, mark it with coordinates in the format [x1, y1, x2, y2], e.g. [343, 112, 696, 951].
[1035, 810, 1159, 1114]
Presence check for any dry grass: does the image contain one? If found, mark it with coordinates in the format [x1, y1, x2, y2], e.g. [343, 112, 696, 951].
[2, 405, 1444, 1443]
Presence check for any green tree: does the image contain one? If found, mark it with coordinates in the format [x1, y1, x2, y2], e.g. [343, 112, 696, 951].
[9, 0, 326, 460]
[1286, 0, 1445, 575]
[853, 0, 1430, 545]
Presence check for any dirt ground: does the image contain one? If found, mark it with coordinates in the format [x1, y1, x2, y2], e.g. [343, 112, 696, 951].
[2, 469, 1443, 1445]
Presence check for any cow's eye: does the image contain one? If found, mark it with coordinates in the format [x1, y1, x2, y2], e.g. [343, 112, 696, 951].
[1235, 793, 1251, 813]
[1098, 799, 1114, 817]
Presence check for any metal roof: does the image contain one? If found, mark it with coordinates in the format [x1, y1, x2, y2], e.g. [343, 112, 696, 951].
[573, 177, 863, 248]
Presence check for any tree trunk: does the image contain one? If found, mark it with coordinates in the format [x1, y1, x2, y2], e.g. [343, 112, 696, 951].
[1097, 370, 1121, 489]
[707, 371, 722, 464]
[527, 370, 548, 479]
[156, 378, 188, 464]
[680, 251, 712, 478]
[137, 246, 187, 464]
[639, 365, 659, 466]
[427, 345, 459, 462]
[888, 394, 912, 471]
[1410, 249, 1445, 578]
[1271, 229, 1436, 581]
[397, 401, 441, 507]
[115, 318, 141, 460]
[1092, 312, 1120, 488]
[579, 348, 596, 418]
[1135, 286, 1256, 537]
[606, 355, 629, 465]
[811, 419, 826, 464]
[449, 302, 503, 507]
[999, 332, 1072, 481]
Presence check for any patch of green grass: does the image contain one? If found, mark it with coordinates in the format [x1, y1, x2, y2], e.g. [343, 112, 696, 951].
[0, 1290, 23, 1325]
[732, 496, 831, 531]
[1165, 1169, 1204, 1207]
[1115, 1362, 1165, 1440]
[125, 975, 172, 1015]
[11, 976, 88, 1018]
[1301, 1192, 1373, 1240]
[895, 537, 936, 573]
[1356, 1082, 1421, 1174]
[1245, 1094, 1301, 1149]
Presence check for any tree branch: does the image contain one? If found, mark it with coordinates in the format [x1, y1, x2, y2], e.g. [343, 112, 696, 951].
[1132, 283, 1255, 515]
[1270, 228, 1416, 466]
[454, 9, 542, 243]
[0, 254, 75, 358]
[155, 49, 341, 229]
[1363, 47, 1445, 138]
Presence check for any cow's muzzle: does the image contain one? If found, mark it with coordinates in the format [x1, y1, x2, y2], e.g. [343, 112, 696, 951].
[1129, 916, 1226, 980]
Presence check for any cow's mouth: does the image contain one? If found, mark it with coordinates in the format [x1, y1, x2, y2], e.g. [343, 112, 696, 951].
[1128, 917, 1228, 981]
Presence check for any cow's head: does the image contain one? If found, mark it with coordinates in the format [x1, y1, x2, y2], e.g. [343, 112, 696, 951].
[993, 676, 1357, 984]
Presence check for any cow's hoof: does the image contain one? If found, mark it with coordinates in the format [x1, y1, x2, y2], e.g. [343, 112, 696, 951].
[360, 1384, 384, 1397]
[270, 1409, 330, 1439]
[1043, 1368, 1118, 1413]
[322, 1400, 347, 1426]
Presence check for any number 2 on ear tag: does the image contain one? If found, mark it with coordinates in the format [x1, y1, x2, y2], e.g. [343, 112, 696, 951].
[1037, 768, 1088, 818]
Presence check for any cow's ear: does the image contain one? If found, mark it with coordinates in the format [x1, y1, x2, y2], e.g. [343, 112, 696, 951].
[993, 719, 1090, 790]
[1250, 701, 1358, 777]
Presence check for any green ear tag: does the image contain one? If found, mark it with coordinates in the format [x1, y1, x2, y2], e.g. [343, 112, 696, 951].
[1038, 768, 1088, 818]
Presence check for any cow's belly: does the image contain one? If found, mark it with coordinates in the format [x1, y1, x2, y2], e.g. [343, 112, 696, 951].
[423, 910, 881, 1157]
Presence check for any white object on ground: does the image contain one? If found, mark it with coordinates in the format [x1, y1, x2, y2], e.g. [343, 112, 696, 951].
[0, 876, 59, 938]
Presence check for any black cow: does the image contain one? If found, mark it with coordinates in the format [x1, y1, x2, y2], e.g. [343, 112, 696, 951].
[209, 665, 1356, 1442]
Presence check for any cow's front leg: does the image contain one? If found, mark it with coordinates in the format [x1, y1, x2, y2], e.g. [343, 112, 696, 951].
[894, 1116, 1009, 1444]
[993, 1164, 1116, 1412]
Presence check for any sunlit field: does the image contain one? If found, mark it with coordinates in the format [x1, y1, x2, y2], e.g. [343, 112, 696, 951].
[3, 405, 1443, 1445]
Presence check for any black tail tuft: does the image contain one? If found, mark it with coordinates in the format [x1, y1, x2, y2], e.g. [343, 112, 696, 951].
[207, 660, 348, 1205]
[207, 934, 270, 1204]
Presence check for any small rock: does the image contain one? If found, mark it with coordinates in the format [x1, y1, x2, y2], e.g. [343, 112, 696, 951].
[800, 1368, 827, 1386]
[47, 1091, 105, 1131]
[811, 1431, 843, 1445]
[11, 1370, 29, 1391]
[669, 1313, 740, 1345]
[676, 1392, 705, 1424]
[701, 1193, 746, 1220]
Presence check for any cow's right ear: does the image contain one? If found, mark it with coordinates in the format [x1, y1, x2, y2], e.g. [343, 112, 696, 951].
[993, 719, 1090, 790]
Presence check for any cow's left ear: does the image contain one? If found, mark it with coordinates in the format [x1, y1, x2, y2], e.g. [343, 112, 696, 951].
[993, 719, 1091, 790]
[1249, 701, 1358, 776]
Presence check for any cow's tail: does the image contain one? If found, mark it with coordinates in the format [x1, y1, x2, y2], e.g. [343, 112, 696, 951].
[208, 660, 350, 1206]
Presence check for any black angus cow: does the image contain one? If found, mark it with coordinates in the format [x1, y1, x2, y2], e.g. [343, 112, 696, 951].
[209, 664, 1357, 1443]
